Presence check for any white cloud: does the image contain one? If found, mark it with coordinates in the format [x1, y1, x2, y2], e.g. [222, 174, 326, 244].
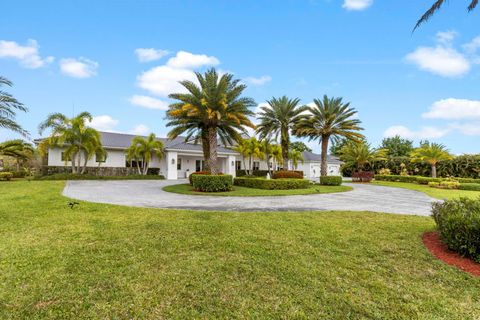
[450, 122, 480, 136]
[463, 36, 480, 54]
[135, 48, 169, 62]
[342, 0, 373, 11]
[137, 65, 196, 96]
[88, 115, 118, 131]
[436, 30, 458, 45]
[405, 46, 470, 77]
[130, 95, 169, 110]
[245, 75, 272, 86]
[59, 57, 98, 78]
[383, 125, 450, 139]
[422, 98, 480, 120]
[0, 39, 54, 69]
[166, 51, 219, 69]
[130, 124, 150, 135]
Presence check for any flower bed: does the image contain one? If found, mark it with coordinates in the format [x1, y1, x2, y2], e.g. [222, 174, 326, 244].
[272, 170, 303, 179]
[352, 171, 374, 182]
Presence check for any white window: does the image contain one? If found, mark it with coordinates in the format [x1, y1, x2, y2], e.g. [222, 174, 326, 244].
[177, 158, 182, 170]
[253, 161, 260, 171]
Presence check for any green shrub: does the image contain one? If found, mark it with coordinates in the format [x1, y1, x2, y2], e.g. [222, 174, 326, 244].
[457, 178, 480, 184]
[416, 177, 442, 185]
[428, 180, 459, 189]
[319, 176, 342, 186]
[35, 174, 165, 180]
[236, 170, 304, 178]
[273, 170, 303, 179]
[459, 183, 480, 191]
[432, 198, 480, 262]
[234, 177, 310, 190]
[192, 174, 233, 192]
[189, 171, 210, 186]
[0, 172, 13, 181]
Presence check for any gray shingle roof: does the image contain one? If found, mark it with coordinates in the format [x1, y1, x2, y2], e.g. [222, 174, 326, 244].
[99, 131, 236, 154]
[302, 151, 343, 164]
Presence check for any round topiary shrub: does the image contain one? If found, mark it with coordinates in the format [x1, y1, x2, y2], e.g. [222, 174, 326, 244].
[272, 170, 303, 179]
[192, 174, 233, 192]
[319, 176, 342, 186]
[432, 198, 480, 262]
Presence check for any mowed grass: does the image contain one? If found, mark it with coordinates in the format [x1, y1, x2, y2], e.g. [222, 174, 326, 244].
[373, 181, 480, 200]
[163, 183, 352, 196]
[1, 181, 480, 319]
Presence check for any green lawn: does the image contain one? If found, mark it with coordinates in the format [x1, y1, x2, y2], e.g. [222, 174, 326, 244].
[373, 181, 480, 200]
[1, 181, 480, 319]
[163, 183, 352, 196]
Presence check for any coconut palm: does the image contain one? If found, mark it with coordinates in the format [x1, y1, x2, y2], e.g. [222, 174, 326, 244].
[415, 1, 478, 30]
[0, 139, 34, 170]
[125, 133, 164, 175]
[166, 68, 256, 174]
[339, 141, 387, 172]
[289, 149, 304, 170]
[0, 77, 28, 136]
[256, 96, 306, 168]
[294, 95, 364, 177]
[410, 142, 453, 178]
[38, 112, 104, 174]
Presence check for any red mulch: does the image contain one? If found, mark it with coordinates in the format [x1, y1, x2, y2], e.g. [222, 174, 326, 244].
[423, 232, 480, 277]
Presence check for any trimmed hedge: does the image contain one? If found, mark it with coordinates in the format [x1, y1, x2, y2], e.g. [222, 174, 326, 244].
[236, 170, 304, 178]
[192, 174, 233, 192]
[432, 198, 480, 262]
[273, 170, 303, 179]
[319, 176, 342, 186]
[0, 172, 13, 181]
[234, 177, 310, 190]
[375, 174, 480, 186]
[35, 174, 165, 180]
[459, 183, 480, 191]
[352, 171, 374, 183]
[189, 171, 210, 186]
[428, 180, 460, 189]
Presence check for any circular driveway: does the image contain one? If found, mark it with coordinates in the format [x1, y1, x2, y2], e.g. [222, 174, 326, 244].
[63, 180, 438, 216]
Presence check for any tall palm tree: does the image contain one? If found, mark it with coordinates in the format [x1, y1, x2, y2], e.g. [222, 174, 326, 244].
[288, 149, 304, 170]
[38, 112, 104, 174]
[166, 68, 256, 174]
[294, 95, 364, 177]
[0, 77, 28, 136]
[256, 96, 306, 168]
[338, 141, 387, 172]
[410, 142, 453, 178]
[125, 133, 164, 175]
[415, 1, 478, 30]
[0, 139, 34, 170]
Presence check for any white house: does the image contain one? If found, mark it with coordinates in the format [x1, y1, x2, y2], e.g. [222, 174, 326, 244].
[40, 131, 343, 180]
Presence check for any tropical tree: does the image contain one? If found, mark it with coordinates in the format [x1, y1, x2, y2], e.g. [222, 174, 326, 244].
[381, 135, 413, 158]
[415, 1, 478, 30]
[339, 141, 387, 172]
[0, 139, 34, 170]
[166, 68, 255, 174]
[270, 144, 283, 173]
[410, 142, 453, 178]
[289, 149, 304, 170]
[0, 77, 28, 136]
[294, 95, 364, 177]
[290, 141, 312, 153]
[234, 137, 264, 175]
[38, 112, 104, 174]
[125, 133, 164, 175]
[260, 138, 274, 177]
[256, 96, 307, 167]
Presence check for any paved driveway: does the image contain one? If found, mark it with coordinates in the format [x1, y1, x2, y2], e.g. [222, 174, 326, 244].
[63, 180, 438, 216]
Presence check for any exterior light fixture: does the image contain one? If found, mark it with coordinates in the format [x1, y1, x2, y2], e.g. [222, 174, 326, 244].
[171, 158, 175, 165]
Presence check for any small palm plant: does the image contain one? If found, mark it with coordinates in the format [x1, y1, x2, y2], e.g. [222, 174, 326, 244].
[410, 142, 453, 178]
[0, 77, 28, 136]
[288, 149, 304, 170]
[167, 68, 255, 174]
[270, 144, 283, 173]
[38, 112, 104, 174]
[234, 137, 264, 175]
[339, 141, 387, 172]
[294, 95, 364, 177]
[0, 139, 34, 170]
[256, 96, 306, 167]
[125, 133, 164, 175]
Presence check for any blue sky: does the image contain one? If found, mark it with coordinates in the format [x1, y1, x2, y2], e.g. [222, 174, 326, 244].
[1, 0, 479, 154]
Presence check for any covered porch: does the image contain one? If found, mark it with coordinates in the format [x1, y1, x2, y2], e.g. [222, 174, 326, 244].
[164, 151, 237, 180]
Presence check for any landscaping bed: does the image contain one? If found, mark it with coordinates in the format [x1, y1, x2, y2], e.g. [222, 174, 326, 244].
[163, 183, 352, 196]
[34, 173, 165, 180]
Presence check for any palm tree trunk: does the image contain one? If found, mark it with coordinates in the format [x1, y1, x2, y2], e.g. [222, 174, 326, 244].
[431, 164, 437, 178]
[266, 153, 272, 177]
[136, 158, 142, 175]
[207, 127, 219, 174]
[242, 157, 247, 175]
[249, 156, 253, 175]
[281, 138, 289, 170]
[71, 153, 76, 174]
[320, 135, 329, 177]
[81, 151, 88, 174]
[201, 130, 211, 173]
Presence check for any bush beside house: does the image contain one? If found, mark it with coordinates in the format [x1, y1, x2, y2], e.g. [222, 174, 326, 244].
[234, 177, 310, 190]
[319, 176, 342, 186]
[192, 174, 233, 192]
